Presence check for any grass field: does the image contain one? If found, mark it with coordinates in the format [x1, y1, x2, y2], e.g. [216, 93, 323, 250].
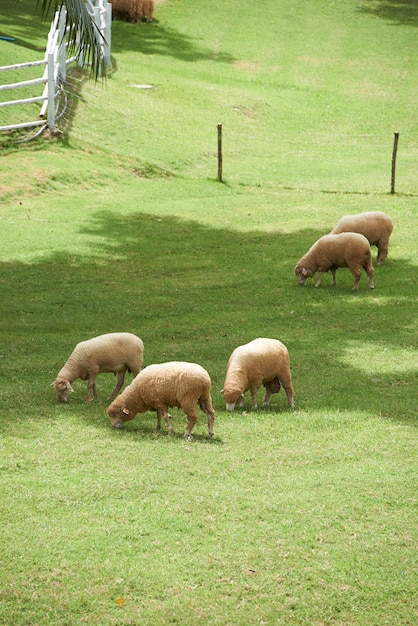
[0, 1, 417, 624]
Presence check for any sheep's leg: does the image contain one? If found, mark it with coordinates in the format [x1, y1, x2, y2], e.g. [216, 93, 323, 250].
[159, 408, 174, 435]
[331, 268, 337, 286]
[261, 388, 273, 406]
[87, 374, 98, 402]
[207, 412, 214, 438]
[351, 268, 362, 290]
[183, 406, 199, 441]
[280, 375, 295, 409]
[315, 272, 323, 287]
[285, 388, 295, 409]
[262, 389, 273, 406]
[199, 398, 215, 438]
[376, 239, 388, 265]
[250, 387, 259, 409]
[108, 370, 126, 401]
[365, 264, 375, 289]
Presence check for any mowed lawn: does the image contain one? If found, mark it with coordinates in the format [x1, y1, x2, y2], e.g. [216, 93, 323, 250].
[0, 1, 417, 625]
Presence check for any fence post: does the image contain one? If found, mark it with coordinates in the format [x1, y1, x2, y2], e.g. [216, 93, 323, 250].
[58, 7, 67, 81]
[104, 1, 112, 67]
[391, 132, 399, 195]
[217, 123, 223, 182]
[94, 6, 102, 74]
[47, 52, 56, 130]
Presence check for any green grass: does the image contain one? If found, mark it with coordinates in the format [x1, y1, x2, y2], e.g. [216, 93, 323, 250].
[0, 1, 417, 625]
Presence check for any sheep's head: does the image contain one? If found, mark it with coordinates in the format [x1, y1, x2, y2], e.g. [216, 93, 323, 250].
[295, 264, 310, 285]
[53, 378, 74, 402]
[107, 404, 134, 429]
[222, 386, 244, 411]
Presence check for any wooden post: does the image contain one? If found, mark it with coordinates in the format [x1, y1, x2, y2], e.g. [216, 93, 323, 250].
[391, 132, 399, 194]
[217, 123, 223, 182]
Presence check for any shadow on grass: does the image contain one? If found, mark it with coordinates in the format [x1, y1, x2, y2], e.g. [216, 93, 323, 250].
[358, 0, 418, 26]
[0, 6, 50, 52]
[110, 422, 224, 445]
[0, 211, 416, 428]
[110, 19, 235, 64]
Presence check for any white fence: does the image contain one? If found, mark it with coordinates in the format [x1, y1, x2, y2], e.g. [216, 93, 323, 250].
[0, 0, 111, 135]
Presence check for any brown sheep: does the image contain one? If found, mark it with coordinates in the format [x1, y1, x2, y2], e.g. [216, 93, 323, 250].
[53, 332, 144, 402]
[222, 338, 294, 411]
[331, 211, 393, 265]
[107, 361, 215, 440]
[111, 0, 154, 22]
[295, 233, 375, 290]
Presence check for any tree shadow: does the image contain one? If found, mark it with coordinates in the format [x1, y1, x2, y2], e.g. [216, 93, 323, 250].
[0, 211, 416, 428]
[0, 0, 51, 52]
[357, 0, 418, 26]
[110, 19, 235, 64]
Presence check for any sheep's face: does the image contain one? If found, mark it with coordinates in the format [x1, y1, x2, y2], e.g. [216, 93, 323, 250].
[223, 387, 244, 411]
[107, 405, 134, 429]
[295, 265, 310, 285]
[53, 378, 74, 402]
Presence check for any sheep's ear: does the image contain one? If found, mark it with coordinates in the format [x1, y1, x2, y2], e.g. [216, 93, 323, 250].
[220, 389, 224, 393]
[302, 268, 308, 276]
[122, 407, 130, 415]
[67, 383, 74, 393]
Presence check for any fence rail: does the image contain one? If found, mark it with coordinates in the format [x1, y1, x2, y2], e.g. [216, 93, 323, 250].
[0, 0, 111, 135]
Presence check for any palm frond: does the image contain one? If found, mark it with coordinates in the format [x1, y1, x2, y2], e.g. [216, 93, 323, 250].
[37, 0, 106, 80]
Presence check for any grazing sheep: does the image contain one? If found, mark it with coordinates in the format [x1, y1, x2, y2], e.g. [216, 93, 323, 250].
[331, 211, 393, 265]
[222, 338, 294, 411]
[53, 332, 144, 403]
[111, 0, 143, 23]
[107, 361, 215, 440]
[295, 233, 375, 290]
[111, 0, 154, 22]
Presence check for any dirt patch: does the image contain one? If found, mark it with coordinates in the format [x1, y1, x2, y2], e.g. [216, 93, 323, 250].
[233, 60, 261, 71]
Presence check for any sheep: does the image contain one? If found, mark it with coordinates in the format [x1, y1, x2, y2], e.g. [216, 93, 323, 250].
[111, 0, 143, 23]
[107, 361, 215, 440]
[294, 232, 375, 290]
[111, 0, 154, 22]
[222, 338, 294, 411]
[331, 211, 393, 265]
[53, 332, 144, 403]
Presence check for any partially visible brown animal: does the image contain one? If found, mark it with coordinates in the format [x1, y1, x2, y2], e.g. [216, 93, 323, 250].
[331, 211, 393, 265]
[142, 0, 154, 21]
[111, 0, 154, 22]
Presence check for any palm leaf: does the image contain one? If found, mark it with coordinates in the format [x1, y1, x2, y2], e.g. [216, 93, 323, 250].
[37, 0, 106, 79]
